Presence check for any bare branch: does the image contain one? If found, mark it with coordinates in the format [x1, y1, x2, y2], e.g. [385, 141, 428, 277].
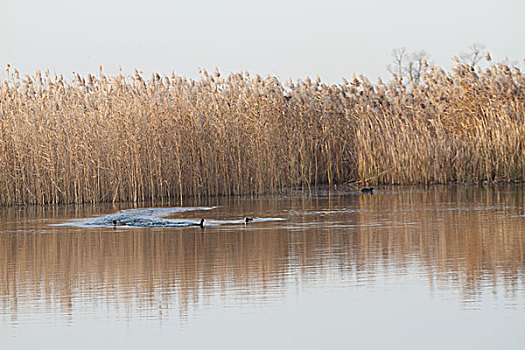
[387, 47, 407, 78]
[387, 47, 429, 84]
[459, 43, 486, 66]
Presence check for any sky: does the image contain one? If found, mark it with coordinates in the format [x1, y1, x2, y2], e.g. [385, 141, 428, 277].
[1, 0, 524, 83]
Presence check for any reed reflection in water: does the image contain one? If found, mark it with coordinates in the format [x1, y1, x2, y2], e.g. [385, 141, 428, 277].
[0, 186, 524, 349]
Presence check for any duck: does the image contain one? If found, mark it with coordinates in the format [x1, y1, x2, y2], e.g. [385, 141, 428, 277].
[361, 187, 374, 194]
[112, 220, 126, 227]
[191, 219, 205, 228]
[244, 217, 253, 223]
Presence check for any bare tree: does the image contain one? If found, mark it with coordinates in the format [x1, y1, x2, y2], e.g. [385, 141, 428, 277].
[387, 47, 408, 78]
[406, 50, 427, 83]
[387, 47, 428, 84]
[460, 43, 486, 66]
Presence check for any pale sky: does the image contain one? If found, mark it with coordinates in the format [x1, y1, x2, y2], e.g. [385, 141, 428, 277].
[1, 0, 524, 83]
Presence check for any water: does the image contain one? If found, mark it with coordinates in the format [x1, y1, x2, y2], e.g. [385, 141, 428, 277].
[1, 186, 524, 349]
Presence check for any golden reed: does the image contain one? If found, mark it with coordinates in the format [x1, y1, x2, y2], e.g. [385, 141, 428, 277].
[0, 61, 524, 205]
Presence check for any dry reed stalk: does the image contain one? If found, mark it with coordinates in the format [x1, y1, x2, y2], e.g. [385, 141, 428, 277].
[0, 61, 524, 205]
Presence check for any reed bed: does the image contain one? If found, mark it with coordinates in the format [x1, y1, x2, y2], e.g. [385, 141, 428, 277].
[0, 61, 524, 205]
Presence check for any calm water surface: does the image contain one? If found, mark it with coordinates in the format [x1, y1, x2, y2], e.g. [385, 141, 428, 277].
[1, 186, 524, 349]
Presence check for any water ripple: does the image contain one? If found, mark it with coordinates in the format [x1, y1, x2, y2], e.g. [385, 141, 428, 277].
[56, 207, 285, 228]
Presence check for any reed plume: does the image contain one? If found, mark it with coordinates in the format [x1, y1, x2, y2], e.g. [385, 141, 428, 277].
[0, 61, 524, 205]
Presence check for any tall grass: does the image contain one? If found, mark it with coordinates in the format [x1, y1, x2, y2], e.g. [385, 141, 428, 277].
[0, 60, 524, 205]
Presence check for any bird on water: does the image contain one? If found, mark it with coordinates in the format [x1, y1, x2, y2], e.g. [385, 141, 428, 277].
[191, 219, 205, 228]
[361, 187, 374, 194]
[244, 217, 253, 223]
[112, 220, 126, 227]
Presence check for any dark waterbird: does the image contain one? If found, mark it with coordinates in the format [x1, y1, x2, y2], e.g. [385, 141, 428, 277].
[361, 187, 374, 194]
[191, 219, 205, 228]
[244, 217, 253, 223]
[112, 220, 126, 227]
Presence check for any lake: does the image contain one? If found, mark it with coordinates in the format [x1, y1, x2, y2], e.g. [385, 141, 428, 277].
[1, 185, 524, 349]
